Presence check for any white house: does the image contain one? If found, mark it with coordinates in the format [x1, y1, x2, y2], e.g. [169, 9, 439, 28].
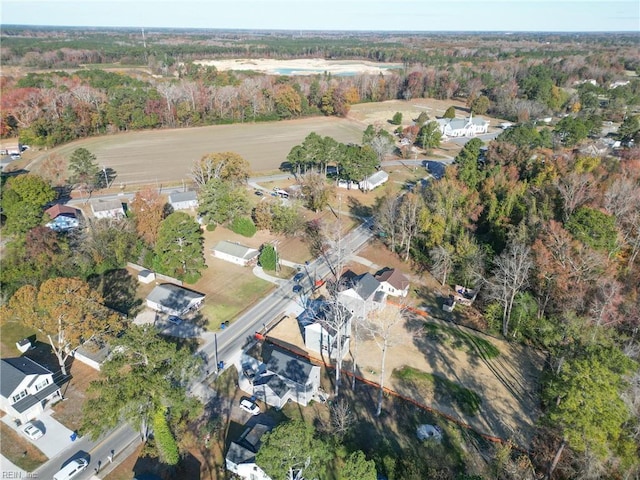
[245, 348, 321, 409]
[359, 170, 389, 192]
[212, 241, 259, 267]
[225, 423, 272, 480]
[90, 199, 125, 219]
[374, 268, 410, 297]
[146, 283, 205, 316]
[168, 191, 198, 210]
[0, 357, 62, 423]
[436, 113, 489, 138]
[337, 272, 386, 317]
[298, 300, 352, 360]
[44, 204, 81, 232]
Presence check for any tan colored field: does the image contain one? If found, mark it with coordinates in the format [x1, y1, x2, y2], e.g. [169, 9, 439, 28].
[27, 117, 365, 189]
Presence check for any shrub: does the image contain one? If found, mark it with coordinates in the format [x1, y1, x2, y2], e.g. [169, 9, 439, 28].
[230, 216, 257, 237]
[391, 111, 403, 125]
[259, 244, 277, 271]
[443, 106, 456, 119]
[153, 407, 179, 465]
[206, 223, 216, 231]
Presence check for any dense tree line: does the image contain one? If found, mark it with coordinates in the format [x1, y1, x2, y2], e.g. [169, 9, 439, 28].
[372, 129, 640, 477]
[2, 29, 639, 145]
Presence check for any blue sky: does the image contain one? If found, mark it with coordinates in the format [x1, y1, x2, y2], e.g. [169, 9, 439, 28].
[1, 1, 639, 32]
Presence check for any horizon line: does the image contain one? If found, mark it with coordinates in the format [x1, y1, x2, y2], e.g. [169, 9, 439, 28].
[2, 24, 639, 35]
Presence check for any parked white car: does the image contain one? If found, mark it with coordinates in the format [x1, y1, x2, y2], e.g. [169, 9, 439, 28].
[22, 422, 43, 440]
[239, 398, 261, 416]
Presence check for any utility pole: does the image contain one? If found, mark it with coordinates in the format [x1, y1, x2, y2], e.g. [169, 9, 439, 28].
[102, 166, 109, 188]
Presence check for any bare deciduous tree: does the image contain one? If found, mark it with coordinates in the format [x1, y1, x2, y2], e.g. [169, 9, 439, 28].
[429, 244, 454, 286]
[366, 304, 405, 416]
[487, 241, 532, 337]
[556, 172, 594, 221]
[329, 398, 355, 439]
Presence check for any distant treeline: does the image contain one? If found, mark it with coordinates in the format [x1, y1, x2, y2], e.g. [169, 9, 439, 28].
[1, 27, 639, 146]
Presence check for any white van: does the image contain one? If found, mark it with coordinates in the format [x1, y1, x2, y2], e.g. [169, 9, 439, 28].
[53, 458, 88, 480]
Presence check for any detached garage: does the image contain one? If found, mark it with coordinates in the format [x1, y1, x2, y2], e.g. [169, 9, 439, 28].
[146, 283, 205, 316]
[212, 240, 259, 266]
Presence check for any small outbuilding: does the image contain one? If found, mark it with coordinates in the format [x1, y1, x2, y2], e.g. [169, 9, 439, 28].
[169, 191, 198, 210]
[212, 240, 259, 267]
[146, 283, 205, 317]
[137, 269, 156, 284]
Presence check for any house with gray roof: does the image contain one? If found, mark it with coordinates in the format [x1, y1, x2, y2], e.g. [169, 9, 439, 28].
[337, 272, 386, 317]
[0, 357, 62, 423]
[168, 191, 198, 210]
[359, 170, 389, 192]
[244, 348, 321, 409]
[90, 199, 125, 219]
[145, 283, 205, 317]
[212, 240, 259, 267]
[298, 300, 352, 360]
[225, 423, 272, 480]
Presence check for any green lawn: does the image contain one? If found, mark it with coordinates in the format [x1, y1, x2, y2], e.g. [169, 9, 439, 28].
[394, 366, 482, 416]
[0, 321, 38, 356]
[422, 322, 500, 359]
[201, 276, 274, 329]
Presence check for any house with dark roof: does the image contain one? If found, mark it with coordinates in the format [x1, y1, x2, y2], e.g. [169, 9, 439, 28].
[0, 357, 62, 423]
[145, 283, 205, 317]
[225, 423, 272, 480]
[44, 204, 81, 232]
[212, 240, 259, 267]
[375, 268, 410, 298]
[168, 191, 198, 210]
[243, 348, 321, 409]
[337, 272, 386, 317]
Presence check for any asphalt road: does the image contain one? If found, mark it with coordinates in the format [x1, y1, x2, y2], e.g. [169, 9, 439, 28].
[199, 218, 374, 368]
[33, 423, 140, 480]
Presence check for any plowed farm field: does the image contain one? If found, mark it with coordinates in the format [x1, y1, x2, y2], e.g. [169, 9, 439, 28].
[27, 117, 365, 188]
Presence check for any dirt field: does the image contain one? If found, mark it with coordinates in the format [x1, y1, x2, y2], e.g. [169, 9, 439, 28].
[16, 97, 508, 191]
[25, 116, 366, 189]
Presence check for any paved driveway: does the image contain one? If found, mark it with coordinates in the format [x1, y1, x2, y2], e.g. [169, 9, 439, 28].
[1, 409, 75, 459]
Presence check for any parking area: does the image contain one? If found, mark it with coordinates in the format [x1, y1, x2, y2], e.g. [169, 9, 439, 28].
[1, 409, 75, 459]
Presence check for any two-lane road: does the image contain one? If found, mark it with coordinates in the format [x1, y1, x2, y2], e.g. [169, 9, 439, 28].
[199, 220, 374, 367]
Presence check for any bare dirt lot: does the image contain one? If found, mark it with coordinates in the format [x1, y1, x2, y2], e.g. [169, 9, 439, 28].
[268, 304, 544, 449]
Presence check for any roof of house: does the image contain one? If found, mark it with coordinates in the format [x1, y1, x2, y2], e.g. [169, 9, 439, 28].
[90, 199, 124, 213]
[363, 170, 389, 184]
[226, 422, 271, 467]
[45, 204, 79, 219]
[265, 349, 315, 386]
[213, 240, 259, 261]
[168, 191, 197, 204]
[0, 357, 52, 398]
[375, 268, 410, 290]
[146, 283, 205, 311]
[352, 273, 381, 301]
